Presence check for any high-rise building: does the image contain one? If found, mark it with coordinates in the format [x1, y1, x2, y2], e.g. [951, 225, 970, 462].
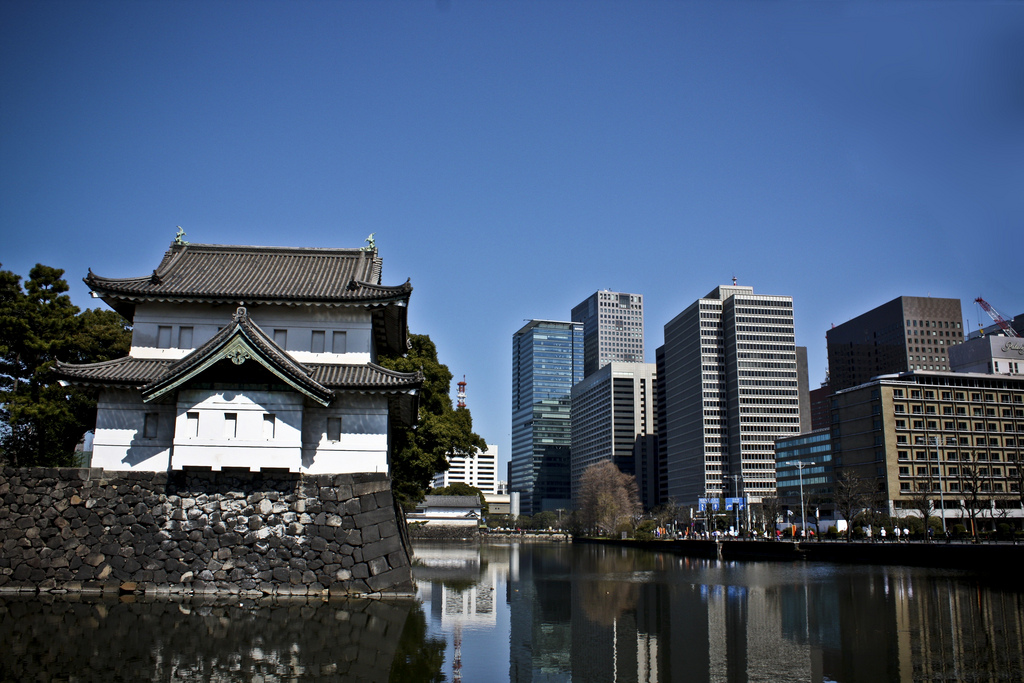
[826, 296, 964, 392]
[660, 284, 801, 509]
[432, 444, 499, 495]
[571, 291, 645, 378]
[511, 320, 583, 516]
[570, 362, 659, 509]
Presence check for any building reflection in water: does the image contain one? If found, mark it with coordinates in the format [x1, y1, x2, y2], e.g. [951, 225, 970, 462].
[8, 542, 1018, 681]
[413, 541, 1023, 683]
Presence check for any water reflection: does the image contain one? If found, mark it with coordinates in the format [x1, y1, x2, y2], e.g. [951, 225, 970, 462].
[2, 544, 1021, 682]
[0, 594, 444, 682]
[412, 541, 1024, 683]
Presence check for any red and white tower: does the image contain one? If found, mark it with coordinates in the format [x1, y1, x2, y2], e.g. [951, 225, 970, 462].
[457, 376, 467, 409]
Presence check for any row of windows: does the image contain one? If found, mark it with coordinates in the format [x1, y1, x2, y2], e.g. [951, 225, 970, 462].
[140, 412, 345, 441]
[892, 388, 1023, 403]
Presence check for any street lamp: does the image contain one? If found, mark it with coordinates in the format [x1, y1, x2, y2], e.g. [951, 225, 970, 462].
[929, 436, 947, 536]
[729, 473, 742, 535]
[795, 461, 807, 540]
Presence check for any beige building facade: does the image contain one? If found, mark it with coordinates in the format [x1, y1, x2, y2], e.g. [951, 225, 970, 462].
[831, 371, 1024, 530]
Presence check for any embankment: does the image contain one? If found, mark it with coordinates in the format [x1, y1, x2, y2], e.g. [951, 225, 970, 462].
[0, 467, 414, 596]
[575, 537, 1024, 570]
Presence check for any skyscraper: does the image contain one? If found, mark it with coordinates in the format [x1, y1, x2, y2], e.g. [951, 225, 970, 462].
[571, 291, 645, 378]
[570, 362, 659, 509]
[826, 296, 964, 392]
[511, 320, 583, 516]
[660, 284, 801, 508]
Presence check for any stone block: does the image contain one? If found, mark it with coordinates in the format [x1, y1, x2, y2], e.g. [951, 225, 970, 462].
[367, 556, 388, 576]
[353, 507, 394, 530]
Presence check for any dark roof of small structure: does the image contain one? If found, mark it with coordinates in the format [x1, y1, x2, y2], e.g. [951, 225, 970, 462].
[421, 495, 482, 509]
[84, 242, 413, 355]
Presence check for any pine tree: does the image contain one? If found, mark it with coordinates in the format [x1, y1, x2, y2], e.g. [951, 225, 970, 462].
[378, 334, 487, 507]
[0, 264, 131, 466]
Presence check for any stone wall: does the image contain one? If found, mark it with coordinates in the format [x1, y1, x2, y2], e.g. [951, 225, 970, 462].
[0, 467, 414, 596]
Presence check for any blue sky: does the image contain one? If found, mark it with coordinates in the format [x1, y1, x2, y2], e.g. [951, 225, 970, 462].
[3, 1, 1022, 476]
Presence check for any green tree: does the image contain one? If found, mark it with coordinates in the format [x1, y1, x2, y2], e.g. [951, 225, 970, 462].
[378, 334, 487, 507]
[0, 264, 131, 467]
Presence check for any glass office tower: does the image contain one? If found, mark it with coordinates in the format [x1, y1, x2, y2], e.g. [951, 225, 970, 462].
[511, 320, 583, 516]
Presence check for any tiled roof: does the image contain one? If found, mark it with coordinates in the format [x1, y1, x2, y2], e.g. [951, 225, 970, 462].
[55, 357, 173, 386]
[85, 243, 412, 308]
[308, 363, 424, 390]
[422, 496, 482, 508]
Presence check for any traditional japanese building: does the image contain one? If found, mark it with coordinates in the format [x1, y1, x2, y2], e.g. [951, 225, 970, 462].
[57, 240, 422, 475]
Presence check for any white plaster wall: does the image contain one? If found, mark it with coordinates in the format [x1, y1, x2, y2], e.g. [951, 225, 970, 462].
[129, 301, 373, 364]
[171, 389, 303, 471]
[91, 389, 174, 470]
[302, 394, 390, 474]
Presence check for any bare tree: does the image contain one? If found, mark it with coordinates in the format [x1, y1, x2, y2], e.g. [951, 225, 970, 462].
[907, 481, 933, 534]
[833, 470, 871, 542]
[577, 460, 641, 537]
[956, 450, 991, 541]
[760, 496, 783, 537]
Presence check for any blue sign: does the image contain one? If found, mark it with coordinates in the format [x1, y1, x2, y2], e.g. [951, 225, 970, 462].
[725, 497, 746, 511]
[698, 498, 720, 512]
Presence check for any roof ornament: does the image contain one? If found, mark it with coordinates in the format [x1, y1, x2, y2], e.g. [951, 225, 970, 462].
[174, 226, 189, 246]
[360, 232, 376, 251]
[232, 306, 248, 323]
[225, 348, 251, 365]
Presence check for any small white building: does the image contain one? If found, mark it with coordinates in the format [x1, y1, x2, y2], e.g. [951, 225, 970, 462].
[408, 496, 482, 526]
[949, 334, 1024, 376]
[57, 241, 421, 475]
[432, 444, 499, 494]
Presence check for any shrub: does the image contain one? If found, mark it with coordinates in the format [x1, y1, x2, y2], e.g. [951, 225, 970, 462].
[635, 519, 658, 541]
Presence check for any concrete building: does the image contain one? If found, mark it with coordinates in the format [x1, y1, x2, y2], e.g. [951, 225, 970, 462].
[949, 334, 1024, 376]
[56, 241, 421, 475]
[660, 284, 801, 509]
[809, 384, 833, 431]
[510, 320, 583, 516]
[432, 444, 499, 495]
[831, 371, 1024, 531]
[775, 429, 834, 526]
[571, 290, 645, 378]
[826, 296, 965, 392]
[570, 362, 658, 509]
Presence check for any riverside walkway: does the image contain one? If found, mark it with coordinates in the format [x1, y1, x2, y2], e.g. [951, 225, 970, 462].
[575, 536, 1024, 570]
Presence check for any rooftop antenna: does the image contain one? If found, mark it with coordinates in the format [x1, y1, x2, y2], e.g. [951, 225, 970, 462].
[732, 276, 737, 286]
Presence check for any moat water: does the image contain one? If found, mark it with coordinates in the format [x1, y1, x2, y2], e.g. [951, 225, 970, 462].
[1, 540, 1022, 682]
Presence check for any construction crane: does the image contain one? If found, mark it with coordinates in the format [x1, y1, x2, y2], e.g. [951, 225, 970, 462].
[975, 297, 1021, 337]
